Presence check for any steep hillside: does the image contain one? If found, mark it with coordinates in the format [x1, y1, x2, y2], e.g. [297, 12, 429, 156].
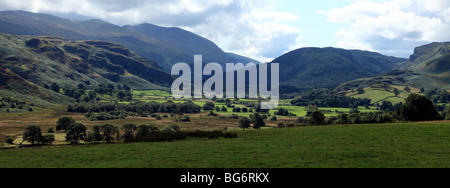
[398, 42, 450, 88]
[272, 47, 406, 88]
[0, 34, 172, 91]
[124, 24, 239, 66]
[0, 65, 74, 105]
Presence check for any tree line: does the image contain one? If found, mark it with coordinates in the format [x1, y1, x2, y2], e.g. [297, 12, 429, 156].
[68, 101, 202, 114]
[18, 116, 236, 146]
[282, 93, 445, 128]
[290, 88, 371, 108]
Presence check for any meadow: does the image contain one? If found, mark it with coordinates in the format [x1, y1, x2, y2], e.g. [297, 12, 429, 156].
[1, 89, 449, 168]
[1, 122, 449, 168]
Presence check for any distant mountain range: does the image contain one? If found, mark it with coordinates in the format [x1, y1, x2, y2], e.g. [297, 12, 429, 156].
[0, 10, 260, 72]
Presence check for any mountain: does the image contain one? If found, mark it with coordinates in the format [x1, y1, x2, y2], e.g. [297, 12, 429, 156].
[124, 23, 240, 66]
[271, 47, 406, 89]
[0, 34, 172, 94]
[0, 11, 258, 71]
[396, 42, 450, 88]
[226, 53, 261, 64]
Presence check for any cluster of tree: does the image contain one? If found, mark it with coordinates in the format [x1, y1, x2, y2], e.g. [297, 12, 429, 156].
[0, 97, 33, 112]
[238, 113, 267, 130]
[67, 101, 202, 115]
[424, 88, 450, 104]
[45, 82, 133, 102]
[274, 108, 295, 117]
[22, 125, 55, 145]
[85, 111, 128, 121]
[290, 88, 371, 108]
[276, 93, 444, 129]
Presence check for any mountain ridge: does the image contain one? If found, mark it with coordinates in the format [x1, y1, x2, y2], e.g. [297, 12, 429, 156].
[271, 47, 407, 89]
[0, 10, 260, 71]
[0, 34, 172, 92]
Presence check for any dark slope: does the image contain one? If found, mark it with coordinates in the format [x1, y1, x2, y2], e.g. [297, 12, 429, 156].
[272, 47, 406, 88]
[0, 34, 172, 90]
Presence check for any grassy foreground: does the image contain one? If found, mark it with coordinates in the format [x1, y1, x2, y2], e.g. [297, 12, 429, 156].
[0, 122, 449, 168]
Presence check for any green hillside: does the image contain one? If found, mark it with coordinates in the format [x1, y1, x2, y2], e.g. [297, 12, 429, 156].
[0, 11, 259, 71]
[272, 47, 406, 89]
[397, 42, 450, 88]
[0, 34, 173, 104]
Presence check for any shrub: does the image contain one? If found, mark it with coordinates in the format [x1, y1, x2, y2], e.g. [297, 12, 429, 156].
[224, 132, 238, 138]
[160, 127, 175, 133]
[40, 134, 55, 145]
[202, 102, 215, 111]
[168, 124, 181, 132]
[221, 106, 228, 112]
[180, 115, 191, 122]
[270, 116, 278, 121]
[47, 128, 55, 133]
[5, 137, 14, 144]
[308, 110, 326, 125]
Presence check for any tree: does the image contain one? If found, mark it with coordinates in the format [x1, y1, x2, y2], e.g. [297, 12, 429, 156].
[270, 116, 278, 121]
[56, 117, 75, 132]
[169, 124, 181, 132]
[40, 134, 55, 145]
[202, 102, 215, 111]
[50, 83, 60, 93]
[66, 123, 87, 144]
[23, 125, 42, 145]
[380, 101, 394, 111]
[446, 106, 450, 120]
[394, 88, 400, 97]
[357, 87, 365, 94]
[121, 124, 138, 141]
[180, 115, 191, 122]
[252, 113, 266, 129]
[401, 94, 440, 121]
[238, 117, 251, 130]
[90, 125, 103, 143]
[221, 106, 228, 112]
[101, 124, 118, 143]
[137, 124, 159, 137]
[117, 90, 126, 100]
[308, 110, 325, 125]
[404, 86, 411, 93]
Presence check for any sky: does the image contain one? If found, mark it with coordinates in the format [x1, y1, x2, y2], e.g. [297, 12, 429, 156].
[1, 0, 449, 62]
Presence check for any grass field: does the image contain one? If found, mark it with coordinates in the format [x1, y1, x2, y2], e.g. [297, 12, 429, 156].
[1, 122, 449, 168]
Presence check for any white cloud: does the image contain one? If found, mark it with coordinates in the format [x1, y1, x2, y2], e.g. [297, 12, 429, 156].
[321, 0, 450, 57]
[0, 0, 303, 62]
